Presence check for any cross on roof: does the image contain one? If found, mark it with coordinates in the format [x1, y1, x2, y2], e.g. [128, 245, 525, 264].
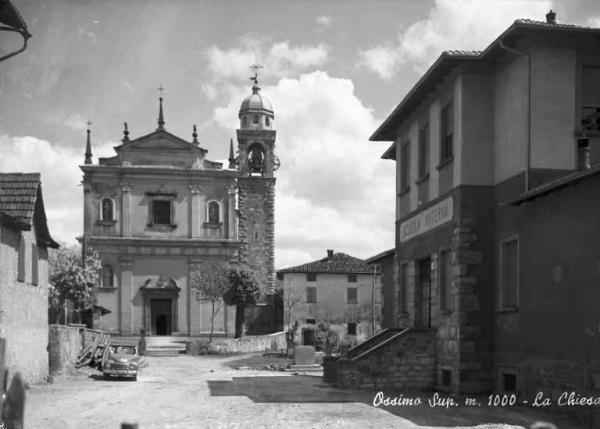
[86, 119, 92, 129]
[158, 85, 164, 98]
[250, 63, 263, 85]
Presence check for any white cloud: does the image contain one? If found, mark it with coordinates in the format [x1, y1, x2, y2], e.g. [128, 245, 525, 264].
[316, 15, 332, 27]
[359, 0, 553, 77]
[205, 40, 328, 81]
[212, 71, 396, 269]
[64, 113, 90, 132]
[0, 135, 116, 245]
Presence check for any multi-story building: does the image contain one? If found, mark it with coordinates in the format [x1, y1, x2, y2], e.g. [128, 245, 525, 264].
[81, 78, 278, 336]
[277, 250, 380, 344]
[0, 173, 58, 384]
[370, 12, 600, 396]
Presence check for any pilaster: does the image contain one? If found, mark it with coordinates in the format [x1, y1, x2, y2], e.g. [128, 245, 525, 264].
[226, 184, 237, 240]
[189, 185, 202, 238]
[119, 260, 134, 335]
[120, 183, 132, 237]
[188, 259, 202, 336]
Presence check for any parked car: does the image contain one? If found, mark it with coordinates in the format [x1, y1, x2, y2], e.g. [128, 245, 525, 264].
[102, 342, 142, 381]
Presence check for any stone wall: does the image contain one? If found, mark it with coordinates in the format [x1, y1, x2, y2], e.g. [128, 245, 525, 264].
[189, 331, 287, 355]
[336, 329, 436, 390]
[237, 177, 275, 297]
[48, 325, 81, 376]
[0, 226, 50, 386]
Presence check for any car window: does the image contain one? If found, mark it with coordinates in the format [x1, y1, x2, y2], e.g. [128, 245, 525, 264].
[111, 346, 136, 355]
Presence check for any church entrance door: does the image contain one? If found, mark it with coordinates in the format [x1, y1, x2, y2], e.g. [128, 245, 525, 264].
[151, 299, 172, 335]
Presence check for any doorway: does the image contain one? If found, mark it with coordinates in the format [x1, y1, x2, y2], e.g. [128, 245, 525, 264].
[302, 328, 315, 346]
[150, 299, 172, 335]
[417, 257, 432, 328]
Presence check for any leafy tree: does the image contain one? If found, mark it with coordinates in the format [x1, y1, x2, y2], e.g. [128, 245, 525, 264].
[48, 245, 101, 324]
[189, 262, 230, 342]
[223, 268, 260, 338]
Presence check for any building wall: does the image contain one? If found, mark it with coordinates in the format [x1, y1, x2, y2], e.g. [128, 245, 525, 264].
[238, 177, 275, 296]
[86, 174, 235, 241]
[494, 54, 529, 184]
[279, 272, 381, 342]
[0, 225, 50, 385]
[530, 47, 577, 171]
[493, 176, 600, 397]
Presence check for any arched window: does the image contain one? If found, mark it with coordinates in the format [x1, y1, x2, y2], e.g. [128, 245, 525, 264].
[248, 143, 265, 175]
[102, 264, 114, 288]
[207, 201, 220, 224]
[265, 116, 270, 127]
[252, 115, 259, 124]
[242, 116, 248, 127]
[101, 198, 114, 221]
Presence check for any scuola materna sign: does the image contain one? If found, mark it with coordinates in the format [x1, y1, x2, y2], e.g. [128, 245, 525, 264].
[400, 197, 453, 242]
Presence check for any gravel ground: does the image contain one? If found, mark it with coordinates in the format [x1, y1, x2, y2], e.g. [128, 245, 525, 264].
[24, 355, 583, 429]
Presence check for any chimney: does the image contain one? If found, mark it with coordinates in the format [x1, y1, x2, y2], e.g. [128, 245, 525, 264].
[546, 10, 556, 24]
[327, 249, 334, 259]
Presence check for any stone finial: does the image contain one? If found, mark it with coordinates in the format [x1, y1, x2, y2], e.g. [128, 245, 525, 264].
[123, 122, 129, 142]
[157, 86, 165, 130]
[192, 124, 199, 145]
[84, 120, 93, 165]
[546, 9, 556, 24]
[228, 138, 236, 169]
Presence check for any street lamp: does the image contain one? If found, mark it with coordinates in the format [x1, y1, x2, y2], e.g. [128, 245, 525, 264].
[0, 0, 31, 62]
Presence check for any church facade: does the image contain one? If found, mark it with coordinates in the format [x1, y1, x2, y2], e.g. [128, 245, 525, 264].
[80, 80, 277, 336]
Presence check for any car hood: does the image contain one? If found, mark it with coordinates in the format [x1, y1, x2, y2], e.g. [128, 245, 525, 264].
[109, 354, 140, 362]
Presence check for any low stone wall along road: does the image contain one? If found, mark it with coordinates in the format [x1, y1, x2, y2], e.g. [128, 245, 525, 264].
[26, 354, 583, 429]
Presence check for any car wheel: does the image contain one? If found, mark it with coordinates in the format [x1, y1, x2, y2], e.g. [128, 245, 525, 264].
[103, 373, 110, 380]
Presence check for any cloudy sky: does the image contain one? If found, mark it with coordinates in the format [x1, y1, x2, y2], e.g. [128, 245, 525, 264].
[1, 0, 599, 269]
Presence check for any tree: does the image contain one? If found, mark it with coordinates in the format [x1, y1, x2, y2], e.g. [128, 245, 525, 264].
[48, 245, 101, 324]
[223, 268, 260, 338]
[281, 277, 303, 352]
[189, 262, 230, 342]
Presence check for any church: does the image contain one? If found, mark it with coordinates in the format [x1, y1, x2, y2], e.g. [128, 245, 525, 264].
[80, 76, 278, 336]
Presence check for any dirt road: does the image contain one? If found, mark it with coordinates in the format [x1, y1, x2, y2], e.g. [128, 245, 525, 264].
[25, 355, 578, 429]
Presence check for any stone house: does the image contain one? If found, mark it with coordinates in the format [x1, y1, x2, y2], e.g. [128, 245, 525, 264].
[276, 250, 380, 344]
[81, 79, 279, 337]
[0, 173, 59, 385]
[364, 12, 600, 397]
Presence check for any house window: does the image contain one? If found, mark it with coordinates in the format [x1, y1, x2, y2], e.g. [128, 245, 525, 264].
[207, 201, 220, 224]
[306, 273, 317, 282]
[581, 65, 600, 132]
[399, 263, 408, 314]
[500, 237, 519, 308]
[400, 140, 410, 191]
[347, 274, 357, 283]
[441, 103, 454, 161]
[418, 124, 430, 178]
[31, 243, 39, 285]
[101, 198, 114, 221]
[306, 318, 316, 324]
[153, 200, 172, 225]
[347, 287, 358, 303]
[306, 286, 317, 303]
[439, 250, 452, 311]
[503, 373, 517, 393]
[441, 369, 452, 388]
[102, 265, 114, 288]
[17, 236, 25, 282]
[276, 272, 284, 281]
[347, 322, 357, 335]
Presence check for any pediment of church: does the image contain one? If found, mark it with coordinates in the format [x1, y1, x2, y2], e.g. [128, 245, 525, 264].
[118, 130, 205, 154]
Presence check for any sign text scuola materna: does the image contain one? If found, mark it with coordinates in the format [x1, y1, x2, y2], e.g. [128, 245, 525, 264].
[400, 197, 453, 242]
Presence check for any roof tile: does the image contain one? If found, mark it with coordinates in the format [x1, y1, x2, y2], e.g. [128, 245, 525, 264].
[278, 252, 374, 274]
[0, 173, 41, 226]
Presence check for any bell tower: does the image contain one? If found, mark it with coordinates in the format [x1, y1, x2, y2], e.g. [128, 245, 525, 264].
[236, 65, 279, 296]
